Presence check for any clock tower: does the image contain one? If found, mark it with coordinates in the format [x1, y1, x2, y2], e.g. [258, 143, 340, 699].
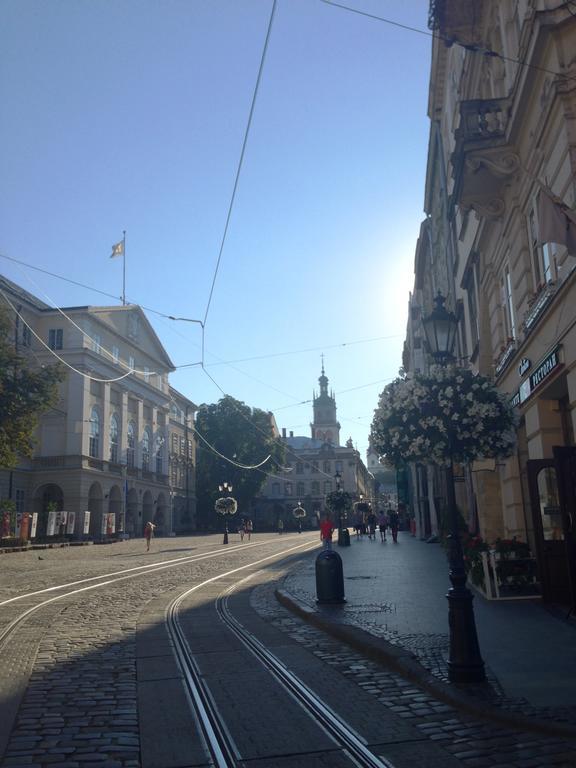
[311, 360, 341, 446]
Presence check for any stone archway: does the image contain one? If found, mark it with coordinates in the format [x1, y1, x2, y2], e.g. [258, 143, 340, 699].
[32, 484, 64, 538]
[154, 492, 167, 536]
[88, 482, 103, 539]
[142, 491, 154, 536]
[126, 488, 139, 537]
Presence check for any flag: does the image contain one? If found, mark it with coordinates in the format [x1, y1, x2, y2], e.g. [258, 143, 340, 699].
[110, 240, 124, 258]
[537, 187, 576, 254]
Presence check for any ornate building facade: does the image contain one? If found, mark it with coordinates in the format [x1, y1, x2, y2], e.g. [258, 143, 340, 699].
[0, 275, 197, 539]
[404, 0, 576, 603]
[252, 366, 373, 529]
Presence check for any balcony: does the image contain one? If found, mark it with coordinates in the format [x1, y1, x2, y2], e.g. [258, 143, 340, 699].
[428, 0, 481, 46]
[452, 98, 519, 219]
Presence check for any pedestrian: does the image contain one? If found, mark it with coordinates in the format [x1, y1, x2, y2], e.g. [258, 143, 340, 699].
[388, 507, 399, 544]
[367, 509, 376, 540]
[144, 521, 155, 552]
[354, 511, 363, 539]
[245, 519, 253, 540]
[378, 510, 387, 542]
[320, 515, 334, 549]
[278, 518, 284, 535]
[238, 519, 245, 542]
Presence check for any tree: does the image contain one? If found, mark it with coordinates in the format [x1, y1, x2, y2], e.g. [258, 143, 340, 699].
[195, 395, 285, 529]
[370, 365, 517, 468]
[0, 310, 64, 468]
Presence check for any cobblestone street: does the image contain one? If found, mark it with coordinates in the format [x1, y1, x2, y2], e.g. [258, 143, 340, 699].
[1, 535, 576, 767]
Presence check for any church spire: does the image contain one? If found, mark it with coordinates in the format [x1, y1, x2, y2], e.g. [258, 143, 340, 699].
[311, 357, 340, 445]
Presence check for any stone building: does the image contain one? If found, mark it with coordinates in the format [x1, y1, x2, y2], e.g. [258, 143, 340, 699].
[0, 275, 197, 539]
[405, 1, 576, 603]
[252, 365, 373, 529]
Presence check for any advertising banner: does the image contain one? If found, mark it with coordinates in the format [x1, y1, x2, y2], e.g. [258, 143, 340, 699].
[47, 510, 57, 537]
[30, 513, 38, 539]
[66, 511, 76, 535]
[83, 510, 91, 535]
[106, 513, 116, 535]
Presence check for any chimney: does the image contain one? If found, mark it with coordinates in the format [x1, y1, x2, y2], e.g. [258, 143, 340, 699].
[282, 428, 286, 438]
[290, 431, 294, 437]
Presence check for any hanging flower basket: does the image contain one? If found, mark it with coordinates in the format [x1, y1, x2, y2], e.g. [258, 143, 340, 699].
[292, 505, 306, 519]
[371, 365, 518, 467]
[214, 497, 237, 516]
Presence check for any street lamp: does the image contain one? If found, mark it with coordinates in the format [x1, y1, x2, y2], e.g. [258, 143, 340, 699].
[423, 292, 485, 683]
[292, 500, 306, 533]
[215, 482, 237, 545]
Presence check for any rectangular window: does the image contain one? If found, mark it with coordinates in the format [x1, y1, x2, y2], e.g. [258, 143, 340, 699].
[324, 481, 332, 494]
[311, 461, 318, 474]
[91, 334, 101, 354]
[529, 207, 557, 288]
[297, 482, 305, 498]
[311, 481, 320, 495]
[272, 483, 280, 497]
[285, 482, 293, 496]
[129, 355, 135, 371]
[22, 324, 32, 347]
[465, 267, 479, 351]
[171, 462, 178, 486]
[112, 345, 120, 363]
[323, 460, 331, 473]
[296, 462, 304, 474]
[48, 329, 63, 350]
[144, 366, 150, 383]
[502, 266, 516, 340]
[335, 460, 343, 474]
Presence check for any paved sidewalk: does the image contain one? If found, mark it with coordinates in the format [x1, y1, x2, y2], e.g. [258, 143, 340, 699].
[279, 531, 576, 732]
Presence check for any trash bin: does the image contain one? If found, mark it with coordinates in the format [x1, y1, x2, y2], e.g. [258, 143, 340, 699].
[338, 527, 350, 547]
[315, 549, 345, 604]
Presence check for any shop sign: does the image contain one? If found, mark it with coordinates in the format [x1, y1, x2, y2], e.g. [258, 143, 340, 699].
[518, 358, 531, 376]
[519, 378, 532, 403]
[530, 347, 560, 391]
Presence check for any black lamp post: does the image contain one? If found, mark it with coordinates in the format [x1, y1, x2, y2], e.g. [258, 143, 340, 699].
[293, 500, 306, 533]
[422, 292, 486, 684]
[334, 470, 343, 544]
[216, 482, 236, 545]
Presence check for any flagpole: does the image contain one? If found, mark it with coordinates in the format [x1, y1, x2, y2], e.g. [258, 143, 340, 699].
[122, 230, 126, 306]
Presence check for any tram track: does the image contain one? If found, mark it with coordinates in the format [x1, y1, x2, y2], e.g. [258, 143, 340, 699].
[0, 536, 310, 654]
[167, 549, 396, 768]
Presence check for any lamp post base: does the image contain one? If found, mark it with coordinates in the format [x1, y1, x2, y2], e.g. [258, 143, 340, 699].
[447, 583, 486, 683]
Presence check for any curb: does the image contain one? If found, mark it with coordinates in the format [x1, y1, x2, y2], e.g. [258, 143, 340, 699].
[275, 588, 576, 741]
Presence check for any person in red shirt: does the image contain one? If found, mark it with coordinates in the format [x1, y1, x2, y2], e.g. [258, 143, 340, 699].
[320, 515, 334, 549]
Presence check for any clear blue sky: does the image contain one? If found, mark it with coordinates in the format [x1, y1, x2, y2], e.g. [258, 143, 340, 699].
[0, 0, 431, 460]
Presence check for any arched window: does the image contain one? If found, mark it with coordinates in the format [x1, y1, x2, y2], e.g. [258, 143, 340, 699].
[127, 421, 136, 468]
[142, 428, 151, 472]
[109, 414, 119, 463]
[89, 408, 100, 458]
[155, 435, 164, 474]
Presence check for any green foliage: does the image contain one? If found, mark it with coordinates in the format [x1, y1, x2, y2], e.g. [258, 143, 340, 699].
[325, 490, 353, 515]
[195, 395, 286, 529]
[0, 310, 65, 468]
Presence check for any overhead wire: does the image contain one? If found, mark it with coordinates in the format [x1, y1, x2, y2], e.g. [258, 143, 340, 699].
[319, 0, 576, 82]
[202, 0, 277, 328]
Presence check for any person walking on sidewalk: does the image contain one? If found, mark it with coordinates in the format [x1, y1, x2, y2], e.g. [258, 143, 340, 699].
[387, 507, 399, 543]
[320, 515, 334, 549]
[278, 518, 284, 535]
[144, 521, 155, 552]
[378, 510, 387, 542]
[245, 518, 253, 540]
[367, 509, 376, 540]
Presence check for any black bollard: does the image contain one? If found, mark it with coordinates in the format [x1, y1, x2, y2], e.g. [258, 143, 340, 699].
[315, 549, 345, 604]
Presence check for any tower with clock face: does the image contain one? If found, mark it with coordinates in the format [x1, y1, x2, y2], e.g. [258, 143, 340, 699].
[310, 360, 341, 446]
